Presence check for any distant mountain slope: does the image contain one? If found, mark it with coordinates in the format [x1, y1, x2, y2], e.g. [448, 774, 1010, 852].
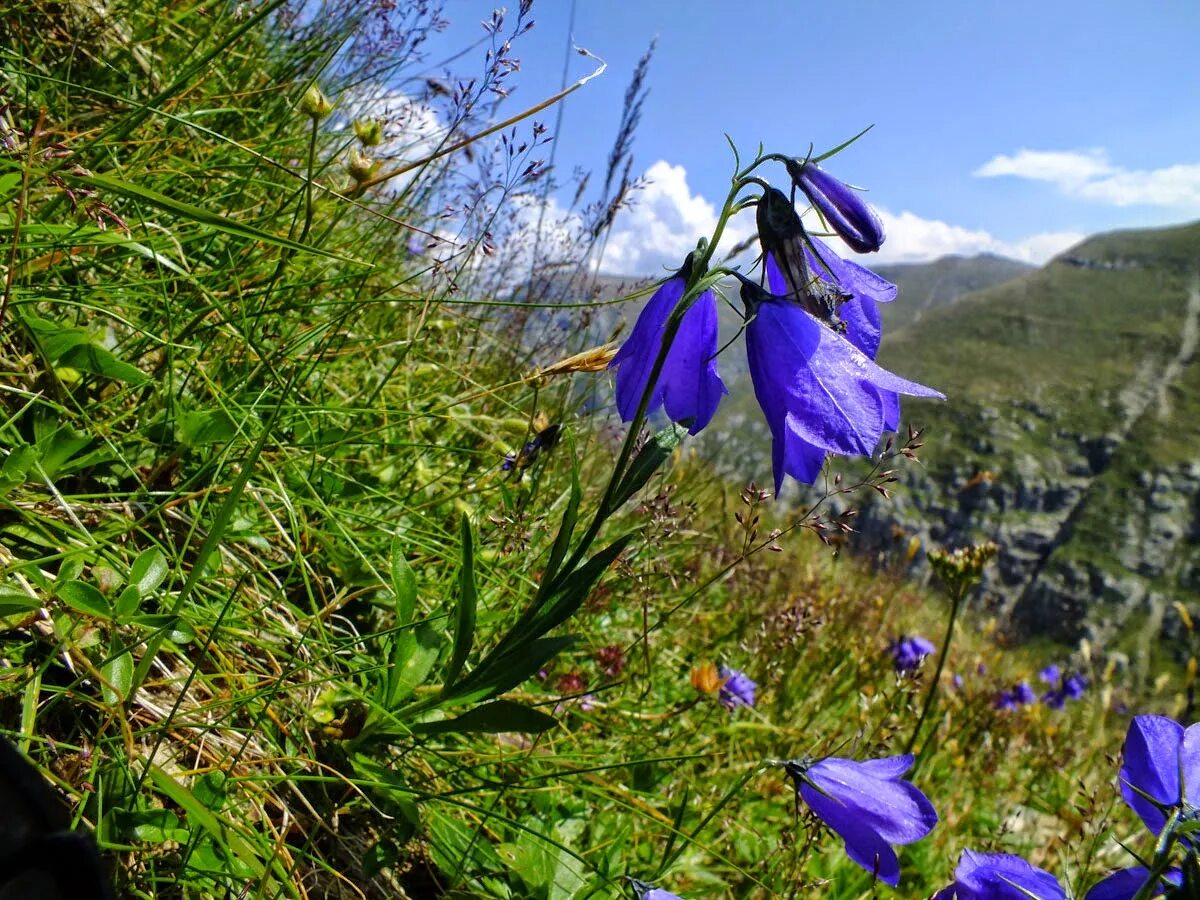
[856, 220, 1200, 660]
[874, 254, 1034, 330]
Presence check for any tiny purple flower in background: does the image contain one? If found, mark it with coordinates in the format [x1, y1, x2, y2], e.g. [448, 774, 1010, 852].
[738, 275, 944, 493]
[1038, 664, 1061, 685]
[934, 849, 1065, 900]
[977, 663, 988, 675]
[1119, 714, 1200, 836]
[407, 233, 427, 256]
[952, 673, 964, 690]
[994, 691, 1018, 711]
[718, 665, 756, 710]
[784, 753, 938, 886]
[785, 158, 886, 253]
[1084, 865, 1182, 900]
[1013, 682, 1037, 705]
[889, 634, 936, 673]
[1063, 673, 1087, 699]
[609, 256, 727, 436]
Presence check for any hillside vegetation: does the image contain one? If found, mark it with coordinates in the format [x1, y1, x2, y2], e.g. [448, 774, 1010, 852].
[0, 3, 1188, 898]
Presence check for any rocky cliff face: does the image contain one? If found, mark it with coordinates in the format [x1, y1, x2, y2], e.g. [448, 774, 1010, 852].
[855, 222, 1200, 657]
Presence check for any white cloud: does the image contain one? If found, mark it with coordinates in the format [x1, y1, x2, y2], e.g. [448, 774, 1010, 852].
[599, 159, 1078, 274]
[973, 149, 1115, 184]
[975, 148, 1200, 208]
[600, 161, 754, 276]
[872, 209, 1084, 265]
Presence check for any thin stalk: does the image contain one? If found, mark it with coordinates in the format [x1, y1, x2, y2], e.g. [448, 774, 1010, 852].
[906, 584, 965, 759]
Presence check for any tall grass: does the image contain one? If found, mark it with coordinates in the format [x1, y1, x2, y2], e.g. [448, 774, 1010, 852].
[0, 3, 1180, 898]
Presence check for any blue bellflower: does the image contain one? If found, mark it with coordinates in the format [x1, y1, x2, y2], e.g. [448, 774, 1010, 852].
[1084, 866, 1182, 900]
[739, 275, 943, 492]
[628, 879, 684, 900]
[1119, 714, 1200, 836]
[934, 850, 1065, 900]
[785, 158, 886, 253]
[718, 665, 757, 710]
[785, 753, 938, 886]
[890, 634, 936, 673]
[609, 256, 727, 435]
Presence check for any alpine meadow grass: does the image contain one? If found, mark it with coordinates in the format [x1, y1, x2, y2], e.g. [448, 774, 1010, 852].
[0, 3, 1191, 898]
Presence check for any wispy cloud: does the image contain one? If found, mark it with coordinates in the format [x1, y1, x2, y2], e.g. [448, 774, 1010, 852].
[974, 148, 1200, 207]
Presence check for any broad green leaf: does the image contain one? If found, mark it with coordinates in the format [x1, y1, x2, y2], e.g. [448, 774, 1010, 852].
[389, 539, 417, 626]
[0, 444, 37, 494]
[441, 513, 477, 693]
[411, 699, 557, 736]
[387, 623, 442, 707]
[22, 315, 146, 384]
[178, 409, 239, 447]
[608, 424, 685, 511]
[57, 580, 112, 619]
[129, 547, 169, 597]
[0, 589, 41, 617]
[101, 650, 133, 704]
[115, 584, 142, 619]
[527, 535, 633, 639]
[108, 808, 190, 844]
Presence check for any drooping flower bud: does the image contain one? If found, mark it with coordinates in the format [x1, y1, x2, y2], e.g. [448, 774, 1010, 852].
[299, 85, 333, 120]
[353, 118, 384, 147]
[785, 158, 885, 253]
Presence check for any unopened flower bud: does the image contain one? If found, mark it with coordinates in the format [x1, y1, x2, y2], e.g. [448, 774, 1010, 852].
[299, 85, 333, 120]
[353, 118, 384, 147]
[785, 158, 885, 253]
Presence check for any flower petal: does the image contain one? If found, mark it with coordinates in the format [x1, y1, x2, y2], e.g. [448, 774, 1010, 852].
[610, 277, 681, 422]
[804, 757, 938, 845]
[1084, 866, 1181, 900]
[1120, 715, 1183, 834]
[800, 783, 902, 885]
[658, 288, 727, 435]
[953, 850, 1065, 900]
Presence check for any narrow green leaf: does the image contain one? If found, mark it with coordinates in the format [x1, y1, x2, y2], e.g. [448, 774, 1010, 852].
[57, 580, 112, 619]
[442, 513, 477, 693]
[390, 539, 417, 627]
[527, 535, 633, 639]
[101, 650, 133, 704]
[443, 636, 577, 708]
[608, 424, 685, 510]
[539, 464, 581, 594]
[411, 700, 557, 736]
[129, 547, 169, 598]
[69, 171, 365, 264]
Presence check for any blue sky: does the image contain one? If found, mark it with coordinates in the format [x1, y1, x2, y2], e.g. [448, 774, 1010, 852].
[422, 1, 1200, 273]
